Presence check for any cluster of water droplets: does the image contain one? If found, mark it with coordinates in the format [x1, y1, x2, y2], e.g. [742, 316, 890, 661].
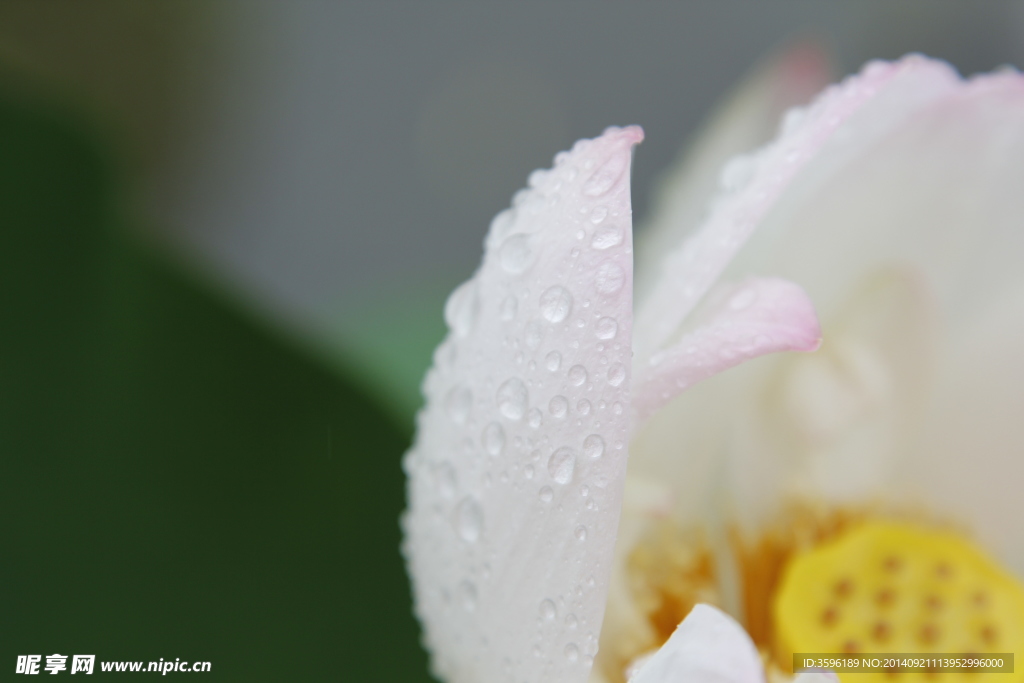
[403, 127, 639, 683]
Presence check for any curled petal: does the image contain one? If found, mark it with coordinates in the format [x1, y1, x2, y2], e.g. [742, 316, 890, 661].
[633, 277, 821, 427]
[403, 127, 642, 683]
[635, 56, 960, 361]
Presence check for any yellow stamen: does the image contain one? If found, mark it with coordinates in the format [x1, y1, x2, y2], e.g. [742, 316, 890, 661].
[773, 521, 1024, 682]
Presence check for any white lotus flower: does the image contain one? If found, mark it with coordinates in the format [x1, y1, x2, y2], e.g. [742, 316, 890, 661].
[402, 51, 1024, 683]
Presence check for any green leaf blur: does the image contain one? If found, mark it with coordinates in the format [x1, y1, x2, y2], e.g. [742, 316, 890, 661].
[0, 95, 432, 682]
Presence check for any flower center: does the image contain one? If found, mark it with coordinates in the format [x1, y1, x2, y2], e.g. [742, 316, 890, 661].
[613, 509, 1024, 683]
[773, 521, 1024, 681]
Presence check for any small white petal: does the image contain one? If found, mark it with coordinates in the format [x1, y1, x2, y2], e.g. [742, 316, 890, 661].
[628, 604, 764, 683]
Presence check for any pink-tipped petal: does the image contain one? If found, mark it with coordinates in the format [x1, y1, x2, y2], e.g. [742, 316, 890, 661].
[634, 55, 960, 361]
[628, 604, 764, 683]
[633, 277, 820, 426]
[636, 41, 833, 300]
[403, 127, 642, 683]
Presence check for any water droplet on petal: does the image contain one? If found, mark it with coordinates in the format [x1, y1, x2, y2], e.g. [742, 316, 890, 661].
[575, 525, 588, 541]
[496, 378, 528, 420]
[489, 208, 516, 240]
[454, 497, 483, 543]
[583, 152, 627, 196]
[528, 408, 542, 429]
[595, 262, 625, 295]
[444, 280, 479, 337]
[591, 226, 622, 250]
[499, 234, 534, 273]
[564, 643, 580, 663]
[482, 422, 505, 456]
[435, 461, 457, 498]
[583, 434, 605, 459]
[568, 365, 588, 386]
[589, 206, 608, 224]
[499, 295, 518, 321]
[540, 285, 573, 323]
[549, 395, 568, 418]
[540, 599, 557, 620]
[595, 317, 618, 340]
[548, 447, 576, 485]
[545, 351, 562, 372]
[577, 399, 591, 415]
[538, 486, 553, 503]
[607, 363, 626, 387]
[524, 320, 544, 350]
[444, 386, 472, 423]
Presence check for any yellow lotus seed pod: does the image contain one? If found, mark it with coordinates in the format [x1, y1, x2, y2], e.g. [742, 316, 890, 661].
[774, 521, 1024, 683]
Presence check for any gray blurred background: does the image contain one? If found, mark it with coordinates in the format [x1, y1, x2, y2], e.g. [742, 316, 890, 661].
[3, 0, 1022, 420]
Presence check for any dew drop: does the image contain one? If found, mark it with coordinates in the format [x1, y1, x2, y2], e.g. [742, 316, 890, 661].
[540, 285, 573, 323]
[435, 461, 457, 499]
[524, 464, 535, 479]
[538, 486, 554, 503]
[496, 378, 528, 420]
[454, 497, 483, 543]
[548, 447, 577, 485]
[499, 234, 534, 273]
[482, 422, 505, 456]
[545, 351, 562, 372]
[583, 434, 605, 459]
[444, 386, 472, 423]
[524, 320, 544, 350]
[539, 599, 557, 621]
[565, 613, 578, 629]
[589, 206, 608, 224]
[568, 365, 588, 386]
[444, 280, 479, 337]
[499, 295, 518, 321]
[595, 262, 625, 295]
[575, 525, 588, 541]
[583, 151, 627, 196]
[591, 226, 623, 250]
[607, 363, 626, 387]
[577, 399, 591, 415]
[528, 408, 542, 429]
[595, 317, 618, 340]
[719, 155, 755, 191]
[564, 643, 580, 663]
[489, 208, 516, 240]
[549, 395, 569, 418]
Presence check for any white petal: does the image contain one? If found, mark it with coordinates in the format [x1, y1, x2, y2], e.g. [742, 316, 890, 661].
[628, 604, 764, 683]
[636, 42, 832, 303]
[403, 126, 642, 683]
[727, 270, 935, 527]
[794, 673, 840, 683]
[634, 56, 959, 362]
[905, 284, 1024, 573]
[632, 277, 820, 427]
[708, 60, 1024, 529]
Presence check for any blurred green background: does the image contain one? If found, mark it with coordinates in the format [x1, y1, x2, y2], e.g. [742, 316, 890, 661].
[1, 2, 1023, 681]
[0, 95, 427, 680]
